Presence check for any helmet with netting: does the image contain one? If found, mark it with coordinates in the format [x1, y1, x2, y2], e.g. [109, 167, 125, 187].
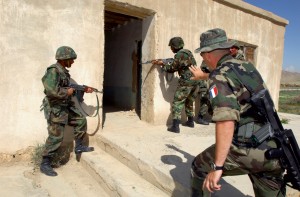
[168, 37, 184, 49]
[55, 46, 77, 60]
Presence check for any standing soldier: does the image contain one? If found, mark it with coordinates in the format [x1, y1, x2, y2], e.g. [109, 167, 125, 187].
[189, 28, 285, 196]
[152, 37, 200, 133]
[195, 61, 211, 125]
[40, 46, 94, 176]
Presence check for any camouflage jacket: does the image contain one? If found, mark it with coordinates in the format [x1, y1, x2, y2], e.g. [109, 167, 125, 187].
[208, 54, 267, 126]
[163, 49, 200, 86]
[42, 63, 72, 106]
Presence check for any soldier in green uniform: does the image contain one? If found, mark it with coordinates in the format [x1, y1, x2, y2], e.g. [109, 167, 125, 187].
[40, 46, 95, 176]
[152, 37, 200, 133]
[189, 29, 285, 196]
[195, 61, 211, 125]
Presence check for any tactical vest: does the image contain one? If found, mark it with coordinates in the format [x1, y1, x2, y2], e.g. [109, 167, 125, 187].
[177, 49, 199, 86]
[42, 63, 71, 106]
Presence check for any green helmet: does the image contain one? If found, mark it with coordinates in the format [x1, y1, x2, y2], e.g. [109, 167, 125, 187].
[168, 37, 184, 49]
[55, 46, 77, 60]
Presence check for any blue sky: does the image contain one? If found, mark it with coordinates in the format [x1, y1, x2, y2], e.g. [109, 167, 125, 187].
[244, 0, 300, 73]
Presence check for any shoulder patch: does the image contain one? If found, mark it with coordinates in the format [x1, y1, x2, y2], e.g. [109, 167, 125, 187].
[209, 85, 218, 98]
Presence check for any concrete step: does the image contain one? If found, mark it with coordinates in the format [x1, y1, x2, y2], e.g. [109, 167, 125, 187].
[80, 148, 169, 197]
[94, 133, 184, 196]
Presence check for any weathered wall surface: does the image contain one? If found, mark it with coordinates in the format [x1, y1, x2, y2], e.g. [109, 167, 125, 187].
[0, 0, 104, 153]
[0, 0, 287, 153]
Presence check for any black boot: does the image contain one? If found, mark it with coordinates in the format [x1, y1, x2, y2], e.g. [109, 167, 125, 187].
[40, 156, 57, 176]
[74, 139, 94, 154]
[195, 115, 209, 125]
[182, 116, 194, 128]
[167, 119, 180, 133]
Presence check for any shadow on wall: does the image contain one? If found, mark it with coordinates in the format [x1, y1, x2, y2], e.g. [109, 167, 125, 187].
[158, 69, 179, 125]
[161, 144, 252, 197]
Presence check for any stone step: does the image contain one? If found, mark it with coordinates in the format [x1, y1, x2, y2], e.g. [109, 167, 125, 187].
[81, 148, 169, 197]
[94, 133, 185, 196]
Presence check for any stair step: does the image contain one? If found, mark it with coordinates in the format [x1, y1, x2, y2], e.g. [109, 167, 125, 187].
[37, 158, 109, 197]
[81, 148, 169, 197]
[95, 133, 190, 196]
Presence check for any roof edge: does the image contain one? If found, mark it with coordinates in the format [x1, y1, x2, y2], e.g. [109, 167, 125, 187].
[213, 0, 289, 27]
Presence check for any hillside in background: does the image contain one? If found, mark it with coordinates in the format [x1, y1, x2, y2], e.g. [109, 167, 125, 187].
[281, 70, 300, 86]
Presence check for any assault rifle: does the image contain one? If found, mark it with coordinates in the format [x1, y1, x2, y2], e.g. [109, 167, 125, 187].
[252, 89, 300, 190]
[69, 83, 102, 103]
[141, 58, 174, 66]
[141, 58, 175, 82]
[231, 66, 300, 191]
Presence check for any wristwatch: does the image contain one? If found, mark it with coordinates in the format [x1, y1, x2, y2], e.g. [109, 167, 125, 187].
[210, 162, 224, 171]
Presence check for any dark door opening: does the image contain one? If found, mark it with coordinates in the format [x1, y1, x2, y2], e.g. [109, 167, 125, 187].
[103, 10, 142, 115]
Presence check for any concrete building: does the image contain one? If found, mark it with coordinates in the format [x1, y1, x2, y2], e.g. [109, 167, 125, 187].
[0, 0, 288, 153]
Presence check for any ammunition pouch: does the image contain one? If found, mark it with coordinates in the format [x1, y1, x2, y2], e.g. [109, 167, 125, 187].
[233, 122, 272, 148]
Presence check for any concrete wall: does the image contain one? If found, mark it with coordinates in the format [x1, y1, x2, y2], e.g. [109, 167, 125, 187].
[0, 0, 104, 153]
[0, 0, 287, 153]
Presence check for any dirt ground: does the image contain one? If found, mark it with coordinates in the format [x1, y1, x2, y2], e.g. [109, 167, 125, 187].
[0, 147, 108, 197]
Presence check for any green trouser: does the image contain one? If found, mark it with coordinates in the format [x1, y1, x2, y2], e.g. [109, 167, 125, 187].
[42, 105, 87, 157]
[172, 84, 199, 120]
[191, 140, 286, 197]
[198, 88, 211, 117]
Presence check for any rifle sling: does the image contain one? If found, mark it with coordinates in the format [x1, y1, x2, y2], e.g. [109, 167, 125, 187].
[76, 92, 100, 117]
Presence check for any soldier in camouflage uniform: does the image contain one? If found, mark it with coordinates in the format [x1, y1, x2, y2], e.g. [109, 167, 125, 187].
[195, 61, 211, 125]
[40, 46, 94, 176]
[230, 41, 245, 61]
[152, 37, 200, 133]
[189, 29, 285, 196]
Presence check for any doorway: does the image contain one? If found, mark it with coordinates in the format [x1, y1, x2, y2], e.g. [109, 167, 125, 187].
[103, 1, 155, 123]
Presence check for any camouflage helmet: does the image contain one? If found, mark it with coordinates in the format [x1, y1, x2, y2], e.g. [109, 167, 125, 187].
[55, 46, 77, 60]
[168, 37, 184, 49]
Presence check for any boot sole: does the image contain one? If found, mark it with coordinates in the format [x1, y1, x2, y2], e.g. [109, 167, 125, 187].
[40, 168, 58, 176]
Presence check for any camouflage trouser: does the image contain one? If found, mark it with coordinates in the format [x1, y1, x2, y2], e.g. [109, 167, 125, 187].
[191, 140, 285, 197]
[172, 84, 199, 120]
[198, 88, 211, 117]
[42, 105, 87, 157]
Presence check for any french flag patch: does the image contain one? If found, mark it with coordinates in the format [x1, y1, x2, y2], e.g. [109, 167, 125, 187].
[209, 85, 218, 98]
